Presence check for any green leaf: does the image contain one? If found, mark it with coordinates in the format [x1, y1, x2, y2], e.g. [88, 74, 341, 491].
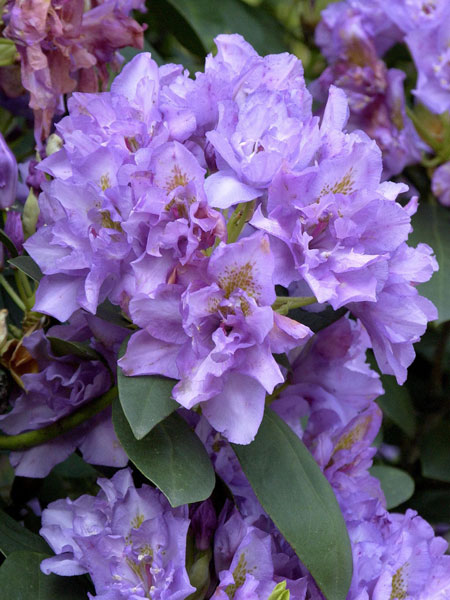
[289, 306, 347, 333]
[0, 551, 87, 600]
[370, 465, 414, 509]
[409, 203, 450, 323]
[161, 0, 287, 55]
[95, 299, 130, 328]
[268, 581, 290, 600]
[47, 337, 103, 362]
[8, 256, 43, 282]
[376, 375, 416, 438]
[52, 453, 99, 479]
[420, 421, 450, 482]
[0, 229, 18, 258]
[0, 509, 50, 557]
[232, 409, 352, 600]
[112, 396, 215, 506]
[117, 339, 178, 439]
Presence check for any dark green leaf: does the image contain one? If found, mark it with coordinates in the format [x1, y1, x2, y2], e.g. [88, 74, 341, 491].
[0, 509, 50, 557]
[95, 299, 130, 328]
[0, 229, 18, 258]
[0, 551, 87, 599]
[420, 421, 450, 482]
[143, 0, 206, 57]
[409, 203, 450, 323]
[377, 375, 416, 438]
[162, 0, 287, 55]
[8, 256, 43, 282]
[370, 465, 414, 509]
[289, 306, 347, 334]
[232, 409, 352, 600]
[112, 397, 215, 506]
[52, 453, 99, 479]
[48, 337, 103, 362]
[117, 339, 178, 439]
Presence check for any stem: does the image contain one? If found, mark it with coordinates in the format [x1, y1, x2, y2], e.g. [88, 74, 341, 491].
[265, 380, 290, 406]
[0, 386, 117, 450]
[227, 201, 255, 244]
[0, 275, 26, 312]
[13, 271, 33, 311]
[272, 295, 317, 315]
[19, 270, 34, 299]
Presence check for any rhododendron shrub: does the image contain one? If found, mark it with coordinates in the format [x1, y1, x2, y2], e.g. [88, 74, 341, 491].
[0, 2, 448, 600]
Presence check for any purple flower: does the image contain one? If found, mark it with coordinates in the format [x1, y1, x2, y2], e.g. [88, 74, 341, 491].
[0, 312, 128, 477]
[3, 210, 24, 253]
[349, 241, 438, 384]
[190, 499, 217, 551]
[203, 43, 312, 208]
[0, 132, 17, 208]
[24, 54, 221, 321]
[432, 161, 450, 206]
[3, 0, 145, 142]
[313, 6, 424, 176]
[40, 468, 195, 600]
[252, 87, 410, 302]
[212, 504, 307, 600]
[120, 232, 312, 444]
[406, 3, 450, 114]
[315, 0, 403, 61]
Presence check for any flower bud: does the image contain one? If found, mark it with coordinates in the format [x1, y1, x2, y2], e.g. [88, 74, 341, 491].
[0, 133, 17, 208]
[190, 499, 217, 551]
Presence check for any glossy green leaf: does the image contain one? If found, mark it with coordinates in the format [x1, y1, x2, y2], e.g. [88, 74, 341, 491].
[409, 203, 450, 323]
[377, 375, 416, 438]
[420, 421, 450, 482]
[112, 396, 215, 506]
[0, 551, 87, 600]
[117, 339, 178, 439]
[370, 465, 414, 509]
[0, 229, 18, 258]
[95, 299, 130, 328]
[48, 337, 103, 362]
[0, 509, 50, 557]
[232, 409, 352, 600]
[8, 256, 43, 282]
[162, 0, 287, 56]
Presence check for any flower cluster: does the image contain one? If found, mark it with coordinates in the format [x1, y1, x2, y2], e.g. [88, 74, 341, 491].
[0, 311, 128, 476]
[40, 468, 195, 599]
[194, 317, 450, 599]
[40, 316, 450, 600]
[314, 0, 450, 178]
[0, 5, 446, 598]
[22, 35, 437, 449]
[3, 0, 146, 142]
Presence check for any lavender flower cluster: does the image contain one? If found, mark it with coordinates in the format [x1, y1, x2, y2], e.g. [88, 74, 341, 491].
[0, 1, 448, 599]
[20, 35, 436, 447]
[314, 0, 450, 199]
[40, 317, 450, 599]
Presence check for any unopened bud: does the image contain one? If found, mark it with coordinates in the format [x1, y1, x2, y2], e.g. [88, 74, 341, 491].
[0, 133, 17, 209]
